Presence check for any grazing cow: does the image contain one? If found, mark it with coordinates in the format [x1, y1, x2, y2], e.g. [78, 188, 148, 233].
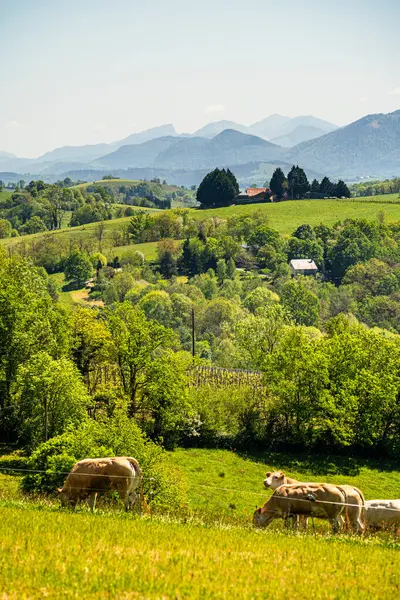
[365, 500, 400, 531]
[264, 471, 308, 530]
[57, 456, 145, 512]
[254, 483, 346, 533]
[263, 471, 365, 533]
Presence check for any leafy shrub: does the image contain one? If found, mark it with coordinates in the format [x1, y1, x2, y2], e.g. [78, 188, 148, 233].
[22, 413, 187, 512]
[187, 385, 259, 444]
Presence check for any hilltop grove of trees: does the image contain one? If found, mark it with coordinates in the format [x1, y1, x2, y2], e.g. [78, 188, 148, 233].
[196, 166, 350, 207]
[196, 168, 239, 207]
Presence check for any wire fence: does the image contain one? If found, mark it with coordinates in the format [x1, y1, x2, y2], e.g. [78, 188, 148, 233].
[1, 465, 400, 513]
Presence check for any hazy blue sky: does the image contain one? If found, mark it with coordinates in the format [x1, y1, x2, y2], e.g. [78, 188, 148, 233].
[1, 0, 399, 157]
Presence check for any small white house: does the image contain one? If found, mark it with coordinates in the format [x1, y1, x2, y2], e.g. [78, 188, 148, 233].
[290, 259, 318, 276]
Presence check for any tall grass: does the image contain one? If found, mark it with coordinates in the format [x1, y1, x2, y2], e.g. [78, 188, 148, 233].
[0, 449, 400, 597]
[0, 504, 399, 599]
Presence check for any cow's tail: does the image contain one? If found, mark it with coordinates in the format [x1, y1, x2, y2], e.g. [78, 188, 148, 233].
[126, 457, 150, 514]
[337, 486, 350, 531]
[353, 486, 366, 527]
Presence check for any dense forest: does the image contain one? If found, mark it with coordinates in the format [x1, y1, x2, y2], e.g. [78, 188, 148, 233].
[0, 179, 195, 239]
[3, 184, 400, 487]
[349, 177, 400, 197]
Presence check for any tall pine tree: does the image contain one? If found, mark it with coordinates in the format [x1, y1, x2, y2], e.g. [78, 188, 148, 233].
[319, 176, 333, 197]
[287, 165, 310, 199]
[269, 168, 287, 198]
[311, 179, 320, 193]
[196, 168, 239, 208]
[333, 180, 351, 198]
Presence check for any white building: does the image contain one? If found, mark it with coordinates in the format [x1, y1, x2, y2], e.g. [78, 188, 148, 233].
[289, 259, 318, 276]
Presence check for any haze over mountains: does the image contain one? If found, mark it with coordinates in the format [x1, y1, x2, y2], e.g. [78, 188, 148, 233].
[0, 111, 399, 187]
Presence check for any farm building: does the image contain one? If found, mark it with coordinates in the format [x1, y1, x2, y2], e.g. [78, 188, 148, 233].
[235, 187, 271, 204]
[290, 259, 318, 276]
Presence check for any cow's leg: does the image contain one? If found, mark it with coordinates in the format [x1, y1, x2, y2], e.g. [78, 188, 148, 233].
[117, 489, 128, 510]
[125, 491, 138, 512]
[357, 516, 365, 534]
[288, 514, 299, 532]
[283, 512, 290, 529]
[330, 517, 341, 534]
[299, 516, 308, 532]
[89, 492, 98, 512]
[347, 505, 364, 534]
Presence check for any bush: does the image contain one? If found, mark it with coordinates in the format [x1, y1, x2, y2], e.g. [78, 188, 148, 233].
[22, 414, 187, 513]
[187, 385, 260, 444]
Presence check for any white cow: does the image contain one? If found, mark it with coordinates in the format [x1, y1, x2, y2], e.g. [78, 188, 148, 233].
[365, 500, 400, 530]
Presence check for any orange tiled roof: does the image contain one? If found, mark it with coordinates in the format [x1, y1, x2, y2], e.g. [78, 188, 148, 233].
[247, 187, 268, 197]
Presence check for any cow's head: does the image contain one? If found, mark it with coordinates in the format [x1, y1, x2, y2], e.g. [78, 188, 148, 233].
[56, 487, 75, 508]
[263, 470, 286, 490]
[253, 507, 274, 529]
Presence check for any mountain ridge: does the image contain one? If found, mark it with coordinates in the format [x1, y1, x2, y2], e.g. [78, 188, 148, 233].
[1, 110, 399, 186]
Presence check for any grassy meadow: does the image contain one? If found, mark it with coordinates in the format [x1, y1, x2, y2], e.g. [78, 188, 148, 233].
[2, 195, 400, 255]
[1, 505, 400, 599]
[1, 448, 400, 598]
[191, 194, 400, 233]
[0, 189, 12, 203]
[168, 448, 400, 521]
[71, 178, 183, 195]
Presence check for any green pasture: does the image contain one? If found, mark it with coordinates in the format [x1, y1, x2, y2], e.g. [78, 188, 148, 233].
[1, 505, 399, 599]
[191, 195, 400, 234]
[72, 178, 185, 196]
[0, 189, 12, 203]
[169, 448, 400, 521]
[0, 448, 400, 598]
[2, 195, 400, 257]
[115, 240, 161, 261]
[0, 211, 158, 249]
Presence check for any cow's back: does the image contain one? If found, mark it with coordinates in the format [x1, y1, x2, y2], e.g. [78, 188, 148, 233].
[273, 483, 345, 519]
[365, 500, 400, 527]
[64, 457, 137, 495]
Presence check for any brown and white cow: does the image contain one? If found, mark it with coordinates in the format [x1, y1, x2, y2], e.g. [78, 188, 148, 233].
[254, 483, 346, 533]
[263, 471, 365, 533]
[365, 500, 400, 531]
[57, 456, 146, 512]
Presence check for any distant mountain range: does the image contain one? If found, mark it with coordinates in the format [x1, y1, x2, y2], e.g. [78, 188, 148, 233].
[286, 110, 400, 178]
[0, 111, 399, 187]
[190, 114, 337, 143]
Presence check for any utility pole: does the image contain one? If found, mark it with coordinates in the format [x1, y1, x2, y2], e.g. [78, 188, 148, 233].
[191, 307, 195, 362]
[44, 396, 48, 442]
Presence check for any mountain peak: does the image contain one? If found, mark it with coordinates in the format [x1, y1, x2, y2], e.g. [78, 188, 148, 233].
[117, 124, 177, 147]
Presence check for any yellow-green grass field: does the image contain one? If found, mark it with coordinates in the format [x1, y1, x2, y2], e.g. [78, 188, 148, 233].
[2, 195, 400, 252]
[115, 240, 162, 261]
[0, 211, 159, 250]
[1, 505, 400, 599]
[1, 448, 400, 598]
[168, 448, 400, 521]
[191, 194, 400, 234]
[48, 273, 104, 309]
[0, 189, 12, 202]
[71, 178, 182, 195]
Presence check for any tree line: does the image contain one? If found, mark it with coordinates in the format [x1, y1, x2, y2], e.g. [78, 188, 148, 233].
[0, 179, 185, 239]
[195, 166, 350, 208]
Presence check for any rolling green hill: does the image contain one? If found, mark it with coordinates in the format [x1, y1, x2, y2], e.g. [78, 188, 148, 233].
[1, 195, 400, 253]
[71, 178, 182, 196]
[0, 188, 12, 203]
[190, 195, 400, 233]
